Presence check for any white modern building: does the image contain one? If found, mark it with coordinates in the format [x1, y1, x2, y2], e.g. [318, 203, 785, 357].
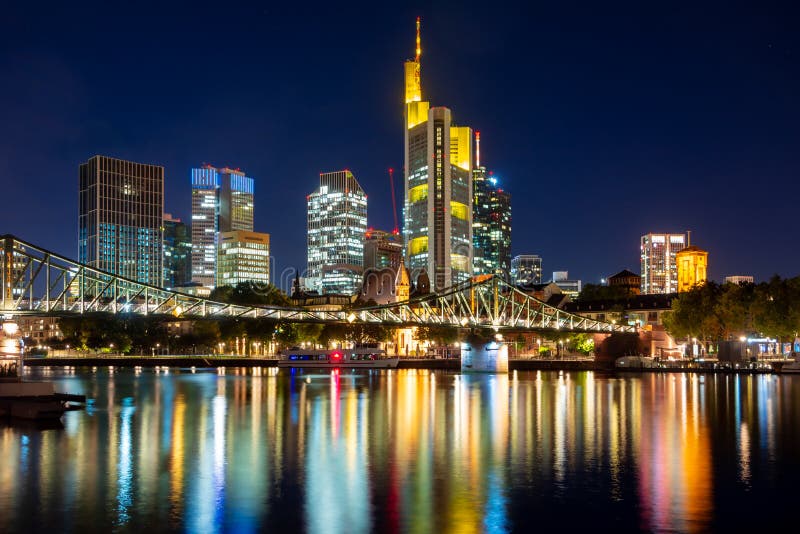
[307, 170, 368, 294]
[640, 233, 686, 294]
[724, 275, 754, 285]
[216, 230, 270, 287]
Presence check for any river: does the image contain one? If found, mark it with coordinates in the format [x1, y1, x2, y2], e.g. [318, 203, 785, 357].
[1, 367, 798, 532]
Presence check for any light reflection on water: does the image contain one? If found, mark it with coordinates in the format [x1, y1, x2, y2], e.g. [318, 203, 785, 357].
[1, 369, 798, 532]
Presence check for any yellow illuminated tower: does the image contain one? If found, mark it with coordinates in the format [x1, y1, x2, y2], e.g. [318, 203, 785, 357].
[676, 232, 708, 292]
[403, 17, 473, 292]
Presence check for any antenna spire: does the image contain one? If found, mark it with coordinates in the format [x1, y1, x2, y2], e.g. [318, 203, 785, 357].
[415, 17, 421, 62]
[475, 131, 481, 168]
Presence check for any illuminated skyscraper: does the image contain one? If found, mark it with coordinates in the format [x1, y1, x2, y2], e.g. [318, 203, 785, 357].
[472, 133, 511, 277]
[640, 232, 686, 294]
[216, 230, 270, 287]
[403, 18, 473, 291]
[163, 213, 192, 289]
[511, 255, 542, 285]
[79, 155, 164, 286]
[307, 170, 368, 294]
[190, 164, 254, 288]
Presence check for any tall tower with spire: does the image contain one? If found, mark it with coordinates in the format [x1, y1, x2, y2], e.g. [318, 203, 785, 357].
[403, 18, 473, 292]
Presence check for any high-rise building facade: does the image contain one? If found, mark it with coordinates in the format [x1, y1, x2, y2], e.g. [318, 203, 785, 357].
[190, 165, 254, 288]
[511, 255, 542, 285]
[216, 230, 270, 287]
[307, 170, 368, 294]
[403, 18, 473, 291]
[163, 213, 192, 289]
[640, 233, 686, 294]
[472, 135, 511, 278]
[364, 230, 403, 272]
[79, 155, 164, 285]
[676, 245, 708, 292]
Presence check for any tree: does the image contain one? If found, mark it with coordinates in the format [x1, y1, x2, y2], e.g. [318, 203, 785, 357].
[416, 325, 459, 346]
[191, 321, 221, 351]
[662, 282, 724, 345]
[751, 276, 800, 354]
[576, 283, 633, 302]
[295, 323, 324, 345]
[210, 281, 291, 307]
[715, 281, 755, 338]
[569, 333, 595, 355]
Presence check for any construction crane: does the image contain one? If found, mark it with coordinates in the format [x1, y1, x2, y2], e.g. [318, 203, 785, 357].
[388, 167, 400, 235]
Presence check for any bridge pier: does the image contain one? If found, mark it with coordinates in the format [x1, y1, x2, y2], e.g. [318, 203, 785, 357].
[461, 340, 508, 373]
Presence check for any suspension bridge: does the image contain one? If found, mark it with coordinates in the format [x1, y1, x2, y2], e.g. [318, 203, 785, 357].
[1, 235, 634, 333]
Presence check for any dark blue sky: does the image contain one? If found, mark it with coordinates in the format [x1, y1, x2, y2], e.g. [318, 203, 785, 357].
[1, 1, 798, 290]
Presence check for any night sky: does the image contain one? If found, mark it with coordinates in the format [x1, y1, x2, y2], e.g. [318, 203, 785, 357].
[1, 1, 798, 291]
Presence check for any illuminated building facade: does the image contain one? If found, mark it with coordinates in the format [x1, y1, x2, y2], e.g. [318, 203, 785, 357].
[552, 271, 582, 300]
[364, 230, 403, 272]
[190, 165, 254, 288]
[79, 155, 163, 286]
[307, 170, 368, 294]
[511, 255, 542, 285]
[216, 230, 270, 287]
[163, 213, 192, 289]
[724, 275, 753, 285]
[640, 233, 686, 294]
[472, 136, 511, 278]
[403, 18, 473, 291]
[676, 245, 708, 292]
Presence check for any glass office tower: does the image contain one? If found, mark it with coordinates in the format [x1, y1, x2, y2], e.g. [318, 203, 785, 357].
[79, 155, 164, 286]
[307, 170, 368, 294]
[403, 19, 473, 291]
[190, 165, 254, 288]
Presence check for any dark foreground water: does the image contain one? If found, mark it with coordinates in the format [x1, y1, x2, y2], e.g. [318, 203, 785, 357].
[2, 368, 799, 533]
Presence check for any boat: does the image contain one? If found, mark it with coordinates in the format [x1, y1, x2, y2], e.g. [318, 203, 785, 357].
[780, 357, 800, 374]
[0, 382, 86, 420]
[277, 346, 399, 369]
[1, 320, 86, 420]
[615, 356, 659, 370]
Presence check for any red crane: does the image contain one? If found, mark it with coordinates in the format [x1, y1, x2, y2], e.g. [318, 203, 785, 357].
[388, 167, 400, 235]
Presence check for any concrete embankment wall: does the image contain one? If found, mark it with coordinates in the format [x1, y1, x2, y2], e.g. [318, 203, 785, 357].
[25, 357, 596, 371]
[23, 357, 775, 374]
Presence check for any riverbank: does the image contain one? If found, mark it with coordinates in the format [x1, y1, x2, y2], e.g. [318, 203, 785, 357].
[22, 356, 781, 373]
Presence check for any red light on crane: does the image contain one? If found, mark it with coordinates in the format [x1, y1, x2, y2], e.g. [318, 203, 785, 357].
[388, 168, 399, 234]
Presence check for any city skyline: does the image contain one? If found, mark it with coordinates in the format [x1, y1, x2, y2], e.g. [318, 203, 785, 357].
[1, 3, 798, 287]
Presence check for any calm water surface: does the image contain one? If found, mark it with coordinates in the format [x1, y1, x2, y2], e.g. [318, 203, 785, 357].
[1, 367, 799, 533]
